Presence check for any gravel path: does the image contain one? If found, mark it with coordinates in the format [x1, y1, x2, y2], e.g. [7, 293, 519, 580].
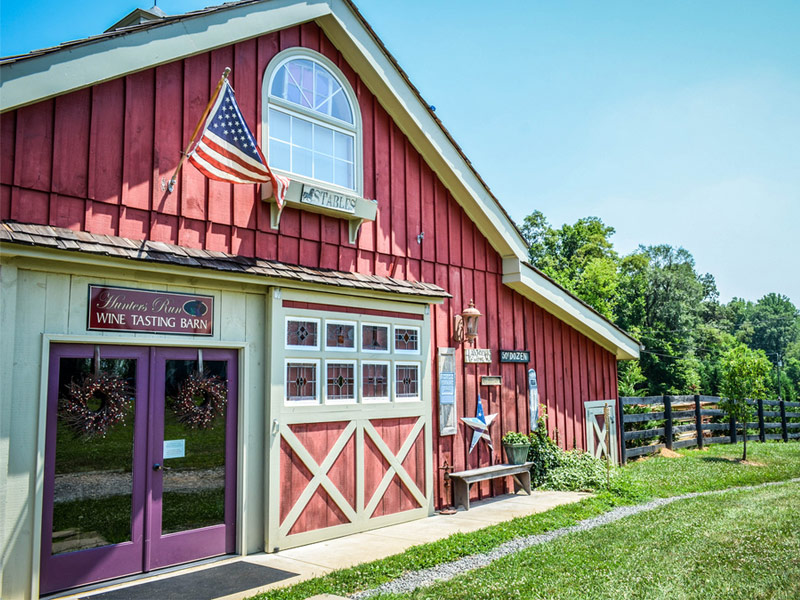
[351, 478, 800, 599]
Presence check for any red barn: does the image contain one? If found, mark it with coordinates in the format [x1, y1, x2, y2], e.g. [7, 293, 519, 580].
[0, 1, 639, 597]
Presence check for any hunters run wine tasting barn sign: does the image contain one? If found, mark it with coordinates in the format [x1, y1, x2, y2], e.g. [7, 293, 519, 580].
[88, 285, 214, 335]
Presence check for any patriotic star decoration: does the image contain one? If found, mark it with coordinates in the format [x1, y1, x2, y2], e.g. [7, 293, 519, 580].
[461, 394, 498, 453]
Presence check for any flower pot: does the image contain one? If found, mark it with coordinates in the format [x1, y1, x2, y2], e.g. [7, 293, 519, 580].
[503, 442, 530, 465]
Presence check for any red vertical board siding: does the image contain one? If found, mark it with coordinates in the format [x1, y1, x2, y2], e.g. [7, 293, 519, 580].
[88, 80, 124, 206]
[121, 70, 154, 211]
[6, 25, 625, 512]
[153, 62, 183, 217]
[14, 100, 53, 194]
[0, 112, 16, 186]
[405, 144, 421, 260]
[181, 54, 209, 221]
[52, 89, 90, 199]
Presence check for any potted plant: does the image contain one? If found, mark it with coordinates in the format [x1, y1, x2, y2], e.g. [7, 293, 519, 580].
[502, 431, 531, 465]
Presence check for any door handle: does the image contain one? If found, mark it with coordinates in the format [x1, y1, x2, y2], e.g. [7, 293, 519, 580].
[153, 463, 162, 471]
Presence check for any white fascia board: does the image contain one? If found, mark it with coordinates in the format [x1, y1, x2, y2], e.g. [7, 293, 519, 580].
[502, 259, 641, 361]
[0, 0, 330, 112]
[317, 4, 529, 261]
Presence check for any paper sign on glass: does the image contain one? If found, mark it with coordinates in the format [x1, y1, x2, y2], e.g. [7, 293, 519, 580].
[163, 439, 186, 459]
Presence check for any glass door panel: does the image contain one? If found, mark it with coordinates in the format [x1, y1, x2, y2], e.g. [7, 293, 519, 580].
[41, 345, 149, 595]
[148, 348, 237, 570]
[161, 359, 228, 534]
[52, 357, 137, 553]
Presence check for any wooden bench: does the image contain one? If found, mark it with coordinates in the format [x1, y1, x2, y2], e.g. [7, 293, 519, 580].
[446, 462, 533, 510]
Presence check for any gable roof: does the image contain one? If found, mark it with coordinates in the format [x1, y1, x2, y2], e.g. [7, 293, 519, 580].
[0, 0, 640, 360]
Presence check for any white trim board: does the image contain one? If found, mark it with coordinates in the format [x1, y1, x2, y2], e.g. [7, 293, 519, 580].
[503, 260, 640, 361]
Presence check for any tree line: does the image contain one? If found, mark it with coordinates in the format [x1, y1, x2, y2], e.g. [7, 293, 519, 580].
[519, 211, 800, 400]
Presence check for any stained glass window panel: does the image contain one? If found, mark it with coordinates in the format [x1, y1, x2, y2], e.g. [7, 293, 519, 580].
[286, 319, 318, 348]
[362, 363, 389, 401]
[395, 364, 419, 399]
[286, 363, 318, 402]
[326, 362, 356, 402]
[362, 324, 389, 352]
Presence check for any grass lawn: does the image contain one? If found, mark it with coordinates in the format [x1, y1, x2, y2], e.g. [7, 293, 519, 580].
[251, 442, 800, 600]
[378, 481, 800, 600]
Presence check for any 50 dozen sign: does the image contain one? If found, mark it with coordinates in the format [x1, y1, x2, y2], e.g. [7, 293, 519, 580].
[88, 285, 214, 335]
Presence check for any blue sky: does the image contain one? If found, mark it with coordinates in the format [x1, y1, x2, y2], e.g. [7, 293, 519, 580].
[2, 1, 798, 306]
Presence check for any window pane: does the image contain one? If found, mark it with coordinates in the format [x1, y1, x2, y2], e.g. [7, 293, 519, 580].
[314, 154, 334, 183]
[314, 125, 334, 156]
[326, 363, 355, 402]
[292, 147, 313, 177]
[331, 89, 353, 123]
[315, 68, 331, 115]
[286, 319, 318, 348]
[286, 363, 317, 402]
[334, 132, 353, 161]
[270, 65, 287, 98]
[395, 364, 419, 399]
[334, 159, 353, 189]
[269, 139, 290, 171]
[362, 324, 389, 352]
[362, 363, 389, 400]
[395, 327, 419, 352]
[269, 108, 290, 141]
[292, 117, 312, 149]
[326, 322, 355, 349]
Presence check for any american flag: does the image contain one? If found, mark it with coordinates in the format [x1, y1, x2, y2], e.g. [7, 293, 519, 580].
[188, 80, 289, 209]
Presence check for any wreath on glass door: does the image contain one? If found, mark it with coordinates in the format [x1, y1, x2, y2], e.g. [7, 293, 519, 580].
[172, 373, 227, 429]
[60, 372, 132, 439]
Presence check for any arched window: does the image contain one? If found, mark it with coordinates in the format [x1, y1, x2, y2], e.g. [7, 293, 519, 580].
[266, 50, 360, 193]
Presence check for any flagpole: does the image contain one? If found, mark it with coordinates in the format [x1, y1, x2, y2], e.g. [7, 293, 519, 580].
[166, 67, 231, 193]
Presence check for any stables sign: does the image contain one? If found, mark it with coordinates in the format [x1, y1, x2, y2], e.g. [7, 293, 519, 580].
[88, 285, 214, 335]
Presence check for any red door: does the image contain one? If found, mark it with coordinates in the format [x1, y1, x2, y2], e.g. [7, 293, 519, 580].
[40, 344, 237, 595]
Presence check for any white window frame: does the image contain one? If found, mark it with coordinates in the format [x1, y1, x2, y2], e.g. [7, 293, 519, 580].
[361, 360, 392, 404]
[285, 316, 321, 351]
[394, 361, 422, 403]
[393, 325, 421, 355]
[323, 359, 358, 405]
[263, 48, 363, 196]
[324, 319, 357, 352]
[360, 322, 391, 354]
[285, 359, 320, 405]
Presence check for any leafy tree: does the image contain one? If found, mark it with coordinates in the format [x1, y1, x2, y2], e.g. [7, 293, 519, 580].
[617, 359, 647, 397]
[520, 211, 620, 319]
[719, 345, 772, 461]
[747, 293, 799, 361]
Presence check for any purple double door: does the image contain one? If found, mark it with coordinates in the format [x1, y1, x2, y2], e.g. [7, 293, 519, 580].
[40, 344, 238, 595]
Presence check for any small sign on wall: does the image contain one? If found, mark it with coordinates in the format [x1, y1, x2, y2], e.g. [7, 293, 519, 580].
[500, 350, 530, 363]
[438, 348, 457, 436]
[464, 348, 492, 363]
[529, 369, 540, 431]
[480, 375, 502, 386]
[88, 285, 214, 335]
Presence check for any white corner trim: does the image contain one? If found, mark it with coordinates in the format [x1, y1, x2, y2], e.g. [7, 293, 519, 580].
[502, 259, 640, 361]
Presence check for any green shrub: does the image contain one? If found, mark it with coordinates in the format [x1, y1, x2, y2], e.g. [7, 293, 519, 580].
[501, 431, 530, 445]
[540, 449, 610, 492]
[527, 428, 562, 487]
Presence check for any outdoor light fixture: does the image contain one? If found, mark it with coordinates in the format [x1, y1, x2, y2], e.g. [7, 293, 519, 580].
[454, 299, 481, 344]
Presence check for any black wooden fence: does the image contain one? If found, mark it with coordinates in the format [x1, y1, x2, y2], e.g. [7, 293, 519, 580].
[618, 395, 800, 464]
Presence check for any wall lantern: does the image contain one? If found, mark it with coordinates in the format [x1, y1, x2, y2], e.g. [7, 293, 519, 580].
[454, 300, 481, 344]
